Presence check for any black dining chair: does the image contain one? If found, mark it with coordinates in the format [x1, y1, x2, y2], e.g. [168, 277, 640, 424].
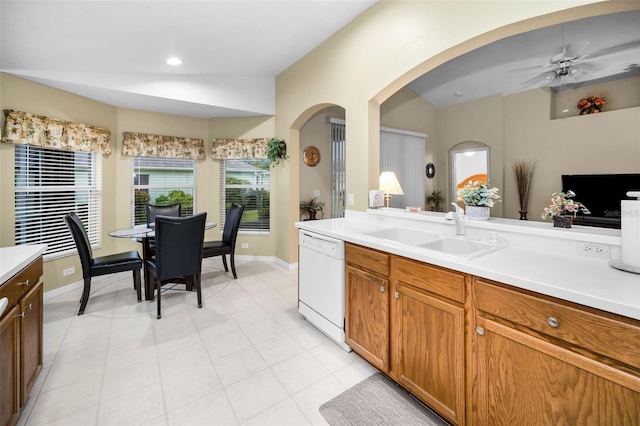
[202, 203, 245, 279]
[146, 212, 207, 319]
[63, 212, 143, 315]
[142, 203, 181, 255]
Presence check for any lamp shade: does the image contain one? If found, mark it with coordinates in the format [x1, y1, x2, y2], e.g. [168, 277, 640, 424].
[379, 171, 404, 195]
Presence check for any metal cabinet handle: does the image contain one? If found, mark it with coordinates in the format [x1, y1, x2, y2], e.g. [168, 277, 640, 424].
[547, 317, 559, 328]
[17, 312, 26, 319]
[19, 279, 30, 286]
[27, 303, 33, 310]
[476, 326, 485, 336]
[394, 292, 399, 299]
[379, 285, 385, 293]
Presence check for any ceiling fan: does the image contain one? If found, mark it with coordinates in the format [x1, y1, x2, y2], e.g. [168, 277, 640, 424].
[510, 39, 640, 88]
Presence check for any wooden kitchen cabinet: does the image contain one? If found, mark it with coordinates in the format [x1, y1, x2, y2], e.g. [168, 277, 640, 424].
[392, 257, 466, 425]
[345, 243, 390, 372]
[0, 256, 44, 426]
[473, 278, 640, 425]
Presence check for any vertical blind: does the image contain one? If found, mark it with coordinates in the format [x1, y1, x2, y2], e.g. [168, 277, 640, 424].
[14, 145, 102, 259]
[380, 129, 426, 209]
[330, 120, 346, 218]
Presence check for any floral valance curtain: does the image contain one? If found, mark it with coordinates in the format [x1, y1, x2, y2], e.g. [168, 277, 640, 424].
[211, 138, 269, 159]
[1, 109, 112, 154]
[122, 132, 205, 160]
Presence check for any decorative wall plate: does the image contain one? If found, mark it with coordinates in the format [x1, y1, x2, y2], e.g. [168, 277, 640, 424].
[303, 146, 321, 166]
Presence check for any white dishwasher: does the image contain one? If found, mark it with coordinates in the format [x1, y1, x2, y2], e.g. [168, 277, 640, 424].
[298, 229, 351, 352]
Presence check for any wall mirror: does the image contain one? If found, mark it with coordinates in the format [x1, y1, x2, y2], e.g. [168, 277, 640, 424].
[380, 10, 640, 223]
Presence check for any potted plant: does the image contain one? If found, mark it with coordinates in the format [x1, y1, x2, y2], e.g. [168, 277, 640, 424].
[267, 138, 288, 167]
[458, 180, 500, 220]
[426, 190, 444, 212]
[299, 197, 325, 220]
[541, 190, 590, 228]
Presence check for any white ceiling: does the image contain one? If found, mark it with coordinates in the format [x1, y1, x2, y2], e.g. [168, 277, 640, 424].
[0, 0, 376, 118]
[408, 10, 640, 108]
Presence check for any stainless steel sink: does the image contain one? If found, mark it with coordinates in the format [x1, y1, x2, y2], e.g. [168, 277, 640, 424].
[360, 228, 440, 245]
[416, 235, 507, 259]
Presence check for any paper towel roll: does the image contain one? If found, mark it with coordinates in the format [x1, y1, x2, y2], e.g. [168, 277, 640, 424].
[621, 199, 640, 268]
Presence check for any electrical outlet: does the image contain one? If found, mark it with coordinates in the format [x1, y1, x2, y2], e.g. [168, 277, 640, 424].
[313, 190, 320, 198]
[577, 242, 610, 259]
[348, 194, 354, 205]
[241, 243, 249, 249]
[63, 267, 75, 276]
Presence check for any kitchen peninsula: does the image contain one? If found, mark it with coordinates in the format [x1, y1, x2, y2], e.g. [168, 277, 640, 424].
[296, 210, 640, 425]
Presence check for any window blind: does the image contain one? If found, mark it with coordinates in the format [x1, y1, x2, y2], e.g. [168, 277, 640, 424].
[380, 129, 426, 209]
[14, 145, 102, 259]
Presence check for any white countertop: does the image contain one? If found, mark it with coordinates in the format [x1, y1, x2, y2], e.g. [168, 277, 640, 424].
[0, 245, 48, 283]
[296, 211, 640, 321]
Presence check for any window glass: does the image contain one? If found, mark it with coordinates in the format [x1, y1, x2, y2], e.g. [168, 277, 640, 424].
[132, 157, 196, 225]
[222, 159, 270, 233]
[14, 145, 102, 259]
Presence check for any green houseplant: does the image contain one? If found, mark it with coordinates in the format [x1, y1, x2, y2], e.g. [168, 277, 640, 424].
[541, 190, 590, 228]
[267, 138, 288, 167]
[299, 197, 325, 220]
[426, 190, 444, 212]
[458, 180, 501, 220]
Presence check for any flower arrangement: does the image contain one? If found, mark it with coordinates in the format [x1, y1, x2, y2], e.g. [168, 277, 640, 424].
[458, 180, 500, 207]
[577, 94, 606, 115]
[541, 190, 590, 220]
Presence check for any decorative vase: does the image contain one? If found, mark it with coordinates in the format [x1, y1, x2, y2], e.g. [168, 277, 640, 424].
[308, 210, 317, 220]
[519, 210, 528, 220]
[465, 205, 490, 220]
[553, 215, 573, 228]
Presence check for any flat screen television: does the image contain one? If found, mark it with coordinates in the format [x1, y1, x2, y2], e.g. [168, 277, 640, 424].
[561, 174, 640, 229]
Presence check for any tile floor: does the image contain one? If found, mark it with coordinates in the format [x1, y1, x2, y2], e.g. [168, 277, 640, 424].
[19, 258, 378, 426]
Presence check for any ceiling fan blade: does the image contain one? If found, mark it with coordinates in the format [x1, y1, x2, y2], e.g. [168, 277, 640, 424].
[508, 63, 554, 74]
[583, 40, 640, 61]
[564, 41, 590, 58]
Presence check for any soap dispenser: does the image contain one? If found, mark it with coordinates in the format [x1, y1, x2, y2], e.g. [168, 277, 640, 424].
[610, 191, 640, 274]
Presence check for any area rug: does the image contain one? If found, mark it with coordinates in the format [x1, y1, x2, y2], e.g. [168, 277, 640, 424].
[319, 373, 449, 425]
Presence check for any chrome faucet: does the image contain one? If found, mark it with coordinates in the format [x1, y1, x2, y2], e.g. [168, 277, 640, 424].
[450, 203, 466, 235]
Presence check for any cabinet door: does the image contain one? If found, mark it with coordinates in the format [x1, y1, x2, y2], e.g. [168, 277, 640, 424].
[0, 305, 20, 426]
[474, 316, 640, 426]
[345, 265, 389, 372]
[20, 280, 43, 405]
[395, 283, 465, 425]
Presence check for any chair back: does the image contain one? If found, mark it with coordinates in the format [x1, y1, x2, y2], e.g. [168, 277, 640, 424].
[146, 203, 181, 226]
[154, 212, 207, 282]
[223, 203, 245, 247]
[63, 213, 93, 277]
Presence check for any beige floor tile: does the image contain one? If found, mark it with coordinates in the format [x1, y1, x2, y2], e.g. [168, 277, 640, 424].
[97, 381, 165, 426]
[27, 375, 102, 425]
[241, 318, 287, 345]
[292, 375, 347, 426]
[225, 369, 289, 423]
[213, 346, 268, 386]
[40, 405, 98, 426]
[42, 352, 105, 393]
[157, 340, 210, 378]
[271, 352, 331, 394]
[254, 333, 306, 366]
[167, 389, 238, 425]
[203, 328, 252, 360]
[333, 357, 378, 388]
[309, 341, 358, 373]
[162, 362, 222, 413]
[288, 323, 331, 350]
[242, 398, 311, 426]
[100, 356, 161, 402]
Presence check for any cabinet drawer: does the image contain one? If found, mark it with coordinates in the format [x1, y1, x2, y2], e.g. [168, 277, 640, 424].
[475, 279, 640, 370]
[346, 243, 389, 277]
[394, 257, 465, 303]
[0, 258, 43, 319]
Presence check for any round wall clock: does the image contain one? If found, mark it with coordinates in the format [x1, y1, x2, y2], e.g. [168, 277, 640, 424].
[303, 146, 321, 166]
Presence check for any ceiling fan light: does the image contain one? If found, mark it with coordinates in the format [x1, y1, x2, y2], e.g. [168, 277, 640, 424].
[166, 57, 182, 66]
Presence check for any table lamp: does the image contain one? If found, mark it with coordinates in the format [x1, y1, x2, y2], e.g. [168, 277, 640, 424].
[379, 171, 404, 208]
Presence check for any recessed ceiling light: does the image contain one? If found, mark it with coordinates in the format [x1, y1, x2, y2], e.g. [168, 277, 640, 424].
[166, 57, 182, 66]
[453, 91, 463, 97]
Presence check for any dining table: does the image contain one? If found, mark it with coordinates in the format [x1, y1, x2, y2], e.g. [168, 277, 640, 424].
[109, 221, 217, 300]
